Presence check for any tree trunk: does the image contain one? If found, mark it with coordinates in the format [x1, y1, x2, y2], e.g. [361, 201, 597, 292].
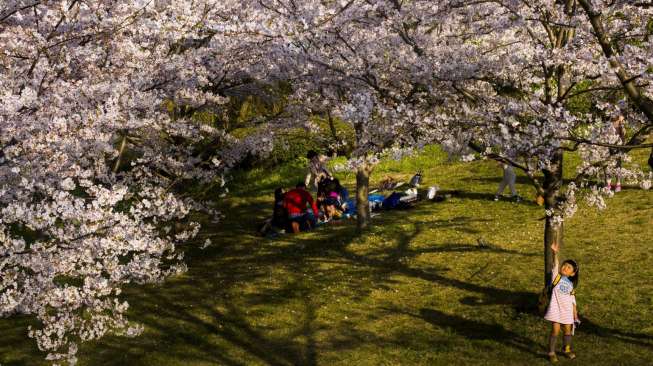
[326, 110, 339, 148]
[356, 164, 371, 232]
[542, 149, 564, 285]
[113, 135, 128, 173]
[543, 204, 564, 286]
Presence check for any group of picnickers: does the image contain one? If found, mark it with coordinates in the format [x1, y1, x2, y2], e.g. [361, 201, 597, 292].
[259, 150, 353, 236]
[260, 150, 531, 237]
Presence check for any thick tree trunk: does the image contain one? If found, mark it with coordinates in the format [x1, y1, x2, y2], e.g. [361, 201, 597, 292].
[356, 164, 371, 232]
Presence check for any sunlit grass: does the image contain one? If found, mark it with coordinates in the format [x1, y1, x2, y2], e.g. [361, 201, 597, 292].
[1, 146, 651, 365]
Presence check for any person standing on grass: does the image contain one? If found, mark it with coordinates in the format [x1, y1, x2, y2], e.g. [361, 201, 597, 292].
[283, 182, 319, 233]
[544, 241, 580, 363]
[494, 162, 521, 201]
[305, 150, 331, 191]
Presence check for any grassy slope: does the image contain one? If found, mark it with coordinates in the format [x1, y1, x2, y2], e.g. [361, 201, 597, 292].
[1, 146, 652, 366]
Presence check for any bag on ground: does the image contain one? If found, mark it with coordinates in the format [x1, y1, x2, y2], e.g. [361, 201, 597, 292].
[382, 192, 403, 209]
[409, 171, 422, 187]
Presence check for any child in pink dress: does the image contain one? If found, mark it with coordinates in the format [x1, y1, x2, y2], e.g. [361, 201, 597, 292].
[544, 242, 579, 363]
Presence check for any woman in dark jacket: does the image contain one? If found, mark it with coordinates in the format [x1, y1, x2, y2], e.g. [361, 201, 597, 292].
[271, 187, 288, 230]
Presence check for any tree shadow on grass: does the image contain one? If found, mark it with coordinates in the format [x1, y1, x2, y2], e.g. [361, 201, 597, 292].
[310, 221, 653, 353]
[66, 218, 653, 365]
[0, 315, 43, 366]
[76, 209, 379, 365]
[577, 317, 653, 349]
[415, 308, 542, 356]
[328, 240, 536, 308]
[7, 195, 651, 365]
[81, 275, 320, 366]
[159, 193, 653, 362]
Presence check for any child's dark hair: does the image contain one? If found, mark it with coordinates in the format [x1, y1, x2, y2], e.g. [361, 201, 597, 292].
[306, 150, 318, 159]
[563, 259, 579, 288]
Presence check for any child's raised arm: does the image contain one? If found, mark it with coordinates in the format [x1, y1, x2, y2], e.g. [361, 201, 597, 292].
[550, 241, 560, 279]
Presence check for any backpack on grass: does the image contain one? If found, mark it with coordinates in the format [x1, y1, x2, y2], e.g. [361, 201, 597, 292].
[538, 274, 561, 316]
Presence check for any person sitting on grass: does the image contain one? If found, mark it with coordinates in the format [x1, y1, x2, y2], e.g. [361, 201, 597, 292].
[315, 190, 332, 221]
[283, 182, 319, 233]
[544, 241, 580, 363]
[322, 191, 342, 221]
[317, 176, 349, 221]
[271, 187, 288, 230]
[257, 187, 288, 236]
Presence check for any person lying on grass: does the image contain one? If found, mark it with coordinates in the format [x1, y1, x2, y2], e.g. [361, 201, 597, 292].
[544, 241, 580, 363]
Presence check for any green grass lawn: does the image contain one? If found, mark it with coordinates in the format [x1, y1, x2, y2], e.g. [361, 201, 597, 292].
[1, 146, 652, 365]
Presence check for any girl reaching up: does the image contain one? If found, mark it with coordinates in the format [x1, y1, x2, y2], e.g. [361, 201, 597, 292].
[544, 241, 580, 363]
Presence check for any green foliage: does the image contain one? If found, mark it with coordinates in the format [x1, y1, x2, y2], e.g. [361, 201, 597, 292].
[268, 129, 323, 165]
[8, 223, 43, 245]
[565, 79, 594, 115]
[230, 116, 354, 168]
[493, 82, 526, 99]
[263, 115, 355, 164]
[163, 83, 355, 168]
[52, 276, 84, 288]
[311, 114, 356, 155]
[191, 109, 220, 126]
[228, 158, 307, 196]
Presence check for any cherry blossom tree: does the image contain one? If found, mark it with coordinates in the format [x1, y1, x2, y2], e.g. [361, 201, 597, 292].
[426, 0, 653, 283]
[250, 0, 453, 230]
[253, 0, 652, 279]
[0, 1, 277, 363]
[2, 1, 651, 363]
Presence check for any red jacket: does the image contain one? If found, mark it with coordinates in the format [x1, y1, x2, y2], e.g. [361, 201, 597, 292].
[283, 188, 318, 216]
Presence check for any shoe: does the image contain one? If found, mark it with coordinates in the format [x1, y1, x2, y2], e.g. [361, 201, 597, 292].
[512, 195, 522, 202]
[494, 195, 500, 201]
[563, 351, 576, 360]
[614, 183, 621, 193]
[563, 346, 576, 359]
[548, 353, 559, 363]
